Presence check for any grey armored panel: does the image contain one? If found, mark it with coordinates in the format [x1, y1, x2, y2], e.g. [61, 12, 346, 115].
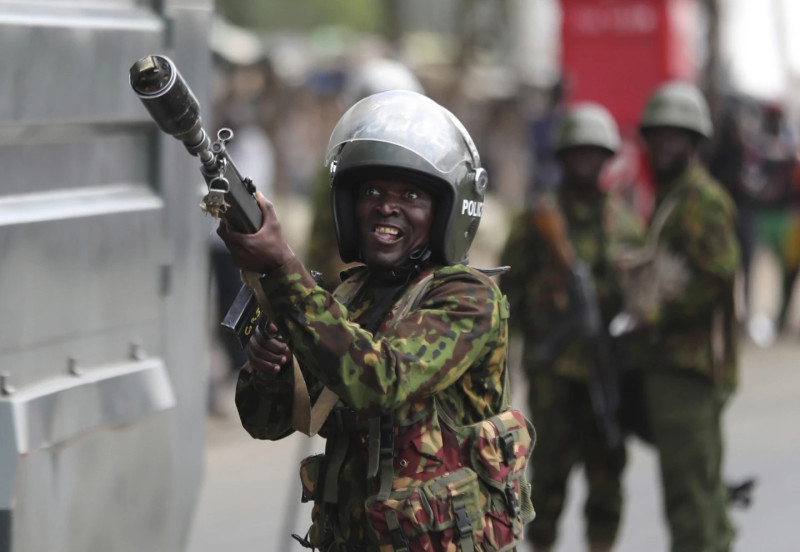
[0, 1, 213, 551]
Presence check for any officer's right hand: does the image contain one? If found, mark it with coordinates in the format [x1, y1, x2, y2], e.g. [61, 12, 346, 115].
[217, 192, 295, 274]
[246, 322, 291, 375]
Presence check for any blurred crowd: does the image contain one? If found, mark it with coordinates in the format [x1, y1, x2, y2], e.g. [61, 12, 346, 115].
[206, 47, 800, 358]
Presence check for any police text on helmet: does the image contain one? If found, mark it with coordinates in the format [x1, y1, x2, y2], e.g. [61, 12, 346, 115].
[462, 199, 484, 217]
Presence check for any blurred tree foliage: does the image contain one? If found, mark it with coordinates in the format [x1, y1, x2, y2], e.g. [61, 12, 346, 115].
[215, 0, 385, 33]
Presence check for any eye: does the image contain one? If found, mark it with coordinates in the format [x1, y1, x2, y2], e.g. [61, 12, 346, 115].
[363, 186, 379, 197]
[404, 189, 419, 200]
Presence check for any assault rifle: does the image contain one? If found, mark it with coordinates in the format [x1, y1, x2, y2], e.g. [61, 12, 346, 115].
[129, 54, 268, 349]
[530, 207, 623, 450]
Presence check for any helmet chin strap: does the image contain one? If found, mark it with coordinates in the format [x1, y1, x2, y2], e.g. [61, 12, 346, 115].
[371, 245, 432, 285]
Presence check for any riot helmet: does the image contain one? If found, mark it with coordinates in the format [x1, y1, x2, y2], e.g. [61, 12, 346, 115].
[342, 58, 424, 107]
[639, 81, 713, 139]
[325, 90, 487, 265]
[554, 102, 621, 155]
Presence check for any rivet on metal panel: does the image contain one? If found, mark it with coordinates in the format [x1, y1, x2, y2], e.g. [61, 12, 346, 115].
[130, 340, 147, 361]
[0, 373, 14, 396]
[68, 357, 82, 376]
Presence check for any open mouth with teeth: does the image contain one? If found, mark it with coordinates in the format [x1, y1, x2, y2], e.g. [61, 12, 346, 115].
[373, 224, 404, 244]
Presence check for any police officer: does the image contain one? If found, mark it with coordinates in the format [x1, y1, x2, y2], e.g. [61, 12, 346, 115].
[305, 58, 424, 290]
[500, 103, 642, 552]
[217, 91, 534, 551]
[625, 81, 739, 552]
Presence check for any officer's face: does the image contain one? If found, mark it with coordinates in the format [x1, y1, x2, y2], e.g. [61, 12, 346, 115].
[559, 146, 611, 190]
[642, 127, 696, 174]
[356, 179, 434, 269]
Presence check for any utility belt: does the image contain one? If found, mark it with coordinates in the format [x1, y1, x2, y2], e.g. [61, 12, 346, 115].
[297, 401, 536, 552]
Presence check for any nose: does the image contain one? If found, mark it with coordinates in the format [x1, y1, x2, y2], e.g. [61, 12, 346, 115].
[376, 195, 399, 216]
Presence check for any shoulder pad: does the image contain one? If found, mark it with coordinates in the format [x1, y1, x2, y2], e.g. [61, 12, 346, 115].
[339, 264, 367, 281]
[468, 265, 511, 277]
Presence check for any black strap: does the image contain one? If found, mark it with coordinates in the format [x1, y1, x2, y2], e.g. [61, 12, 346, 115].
[385, 510, 409, 552]
[453, 501, 476, 551]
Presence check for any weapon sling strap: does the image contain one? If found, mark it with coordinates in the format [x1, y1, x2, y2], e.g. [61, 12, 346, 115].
[241, 269, 340, 437]
[530, 205, 576, 271]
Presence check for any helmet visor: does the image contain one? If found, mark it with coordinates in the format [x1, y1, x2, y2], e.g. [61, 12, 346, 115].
[325, 90, 473, 174]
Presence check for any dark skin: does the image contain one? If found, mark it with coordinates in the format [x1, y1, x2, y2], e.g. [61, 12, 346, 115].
[216, 193, 295, 374]
[356, 179, 434, 269]
[641, 126, 698, 184]
[217, 179, 434, 374]
[558, 145, 612, 195]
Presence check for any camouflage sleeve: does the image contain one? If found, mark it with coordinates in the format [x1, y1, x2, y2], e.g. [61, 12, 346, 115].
[658, 190, 739, 323]
[234, 366, 296, 440]
[605, 193, 646, 258]
[600, 194, 645, 318]
[499, 210, 565, 341]
[258, 258, 504, 414]
[498, 212, 528, 331]
[498, 211, 546, 333]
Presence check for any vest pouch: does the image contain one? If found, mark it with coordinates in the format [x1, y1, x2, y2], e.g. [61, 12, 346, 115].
[365, 467, 484, 552]
[298, 454, 327, 548]
[299, 453, 324, 502]
[469, 409, 536, 551]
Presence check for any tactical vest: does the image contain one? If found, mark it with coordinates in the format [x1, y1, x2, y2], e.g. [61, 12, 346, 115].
[296, 266, 536, 552]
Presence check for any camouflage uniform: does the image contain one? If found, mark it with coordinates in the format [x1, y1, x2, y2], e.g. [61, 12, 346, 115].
[627, 163, 739, 552]
[499, 189, 642, 550]
[235, 257, 525, 550]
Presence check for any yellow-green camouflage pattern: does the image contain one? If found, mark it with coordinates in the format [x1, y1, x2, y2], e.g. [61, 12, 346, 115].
[499, 190, 644, 380]
[235, 257, 511, 547]
[638, 164, 740, 388]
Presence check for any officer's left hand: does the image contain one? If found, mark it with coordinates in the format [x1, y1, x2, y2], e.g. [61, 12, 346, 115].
[217, 192, 295, 274]
[245, 322, 291, 375]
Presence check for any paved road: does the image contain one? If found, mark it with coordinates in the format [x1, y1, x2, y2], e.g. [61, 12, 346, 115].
[186, 334, 798, 552]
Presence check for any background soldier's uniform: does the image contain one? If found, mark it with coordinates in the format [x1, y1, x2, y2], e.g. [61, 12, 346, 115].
[499, 189, 642, 550]
[235, 258, 526, 550]
[626, 164, 739, 552]
[305, 164, 351, 291]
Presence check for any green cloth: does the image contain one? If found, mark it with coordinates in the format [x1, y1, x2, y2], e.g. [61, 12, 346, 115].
[235, 259, 510, 546]
[641, 369, 735, 552]
[525, 373, 626, 549]
[499, 189, 641, 550]
[499, 190, 643, 380]
[636, 164, 741, 389]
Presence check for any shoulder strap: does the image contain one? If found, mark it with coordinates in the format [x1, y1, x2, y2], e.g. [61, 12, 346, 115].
[391, 271, 435, 321]
[530, 206, 576, 271]
[646, 188, 685, 250]
[287, 273, 373, 437]
[291, 361, 339, 436]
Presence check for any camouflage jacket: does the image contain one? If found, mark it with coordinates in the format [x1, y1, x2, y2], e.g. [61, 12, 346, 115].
[637, 164, 740, 388]
[235, 257, 511, 547]
[499, 190, 643, 380]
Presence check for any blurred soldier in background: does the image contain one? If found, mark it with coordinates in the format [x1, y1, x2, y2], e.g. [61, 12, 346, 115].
[500, 103, 643, 552]
[745, 102, 800, 336]
[305, 58, 424, 290]
[616, 82, 739, 552]
[705, 97, 757, 321]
